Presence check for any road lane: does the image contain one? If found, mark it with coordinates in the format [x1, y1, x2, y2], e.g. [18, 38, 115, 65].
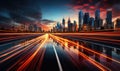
[50, 34, 120, 71]
[53, 45, 63, 71]
[50, 39, 101, 71]
[17, 34, 48, 71]
[41, 39, 80, 71]
[0, 33, 120, 71]
[0, 34, 46, 71]
[41, 41, 59, 71]
[53, 41, 94, 71]
[0, 34, 42, 52]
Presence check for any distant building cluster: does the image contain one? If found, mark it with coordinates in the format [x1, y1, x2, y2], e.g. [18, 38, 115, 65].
[51, 9, 120, 33]
[0, 22, 42, 33]
[16, 23, 42, 33]
[0, 8, 42, 33]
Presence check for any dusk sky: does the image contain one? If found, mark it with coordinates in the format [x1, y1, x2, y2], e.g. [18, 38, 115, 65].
[41, 0, 120, 22]
[0, 0, 120, 30]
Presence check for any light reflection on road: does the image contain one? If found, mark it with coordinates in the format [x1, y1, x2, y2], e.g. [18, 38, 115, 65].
[50, 34, 120, 71]
[0, 34, 120, 71]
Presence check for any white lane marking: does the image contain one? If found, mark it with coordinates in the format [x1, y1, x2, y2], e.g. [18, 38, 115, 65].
[53, 45, 63, 71]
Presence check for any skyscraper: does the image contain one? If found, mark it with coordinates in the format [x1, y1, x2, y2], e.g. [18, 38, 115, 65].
[56, 22, 62, 32]
[83, 12, 90, 31]
[68, 18, 71, 32]
[73, 20, 77, 32]
[78, 10, 84, 31]
[62, 18, 65, 32]
[116, 18, 120, 29]
[100, 19, 103, 29]
[95, 9, 100, 20]
[83, 13, 90, 25]
[94, 9, 101, 30]
[89, 17, 94, 31]
[106, 10, 113, 29]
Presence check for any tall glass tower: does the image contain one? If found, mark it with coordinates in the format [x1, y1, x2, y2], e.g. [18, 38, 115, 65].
[78, 10, 84, 31]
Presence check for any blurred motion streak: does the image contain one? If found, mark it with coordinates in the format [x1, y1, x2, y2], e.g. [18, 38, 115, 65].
[49, 34, 120, 71]
[0, 35, 45, 63]
[17, 34, 48, 71]
[49, 34, 120, 64]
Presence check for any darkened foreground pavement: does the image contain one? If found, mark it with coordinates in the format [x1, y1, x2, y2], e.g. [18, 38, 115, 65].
[0, 32, 120, 71]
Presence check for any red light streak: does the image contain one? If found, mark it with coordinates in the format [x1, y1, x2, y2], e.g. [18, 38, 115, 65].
[17, 34, 48, 71]
[49, 34, 120, 71]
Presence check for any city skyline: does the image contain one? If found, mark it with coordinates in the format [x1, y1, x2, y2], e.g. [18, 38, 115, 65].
[0, 0, 120, 31]
[0, 1, 120, 71]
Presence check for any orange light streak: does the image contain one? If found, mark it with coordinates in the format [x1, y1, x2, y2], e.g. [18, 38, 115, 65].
[49, 34, 120, 71]
[50, 34, 120, 64]
[17, 34, 48, 71]
[0, 35, 45, 55]
[0, 39, 43, 63]
[0, 35, 45, 63]
[50, 34, 109, 71]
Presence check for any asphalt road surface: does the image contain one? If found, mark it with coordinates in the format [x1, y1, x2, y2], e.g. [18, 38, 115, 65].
[0, 33, 120, 71]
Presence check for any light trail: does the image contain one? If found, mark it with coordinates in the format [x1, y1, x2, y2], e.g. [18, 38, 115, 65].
[0, 39, 42, 63]
[68, 36, 119, 49]
[23, 44, 46, 71]
[17, 34, 48, 71]
[49, 34, 120, 71]
[50, 34, 120, 64]
[0, 35, 45, 63]
[72, 35, 120, 45]
[53, 45, 63, 71]
[53, 32, 120, 37]
[6, 42, 42, 71]
[0, 35, 45, 55]
[36, 47, 46, 71]
[52, 36, 109, 71]
[74, 49, 111, 71]
[64, 46, 110, 71]
[0, 35, 33, 44]
[0, 41, 34, 58]
[60, 44, 85, 70]
[1, 33, 119, 71]
[0, 35, 24, 41]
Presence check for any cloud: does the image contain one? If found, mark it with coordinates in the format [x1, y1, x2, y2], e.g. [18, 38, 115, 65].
[40, 19, 56, 31]
[68, 0, 120, 19]
[41, 19, 56, 25]
[0, 0, 42, 25]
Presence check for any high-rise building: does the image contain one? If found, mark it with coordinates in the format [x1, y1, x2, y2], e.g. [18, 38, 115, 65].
[83, 13, 90, 25]
[116, 18, 120, 29]
[73, 20, 77, 32]
[71, 23, 74, 32]
[29, 24, 33, 32]
[33, 24, 38, 32]
[105, 10, 113, 29]
[78, 10, 84, 31]
[89, 17, 94, 31]
[56, 22, 62, 32]
[100, 19, 103, 29]
[62, 18, 65, 32]
[95, 9, 100, 20]
[94, 9, 101, 30]
[68, 18, 71, 32]
[83, 12, 90, 31]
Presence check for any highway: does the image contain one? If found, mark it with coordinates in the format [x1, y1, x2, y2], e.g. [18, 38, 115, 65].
[0, 33, 120, 71]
